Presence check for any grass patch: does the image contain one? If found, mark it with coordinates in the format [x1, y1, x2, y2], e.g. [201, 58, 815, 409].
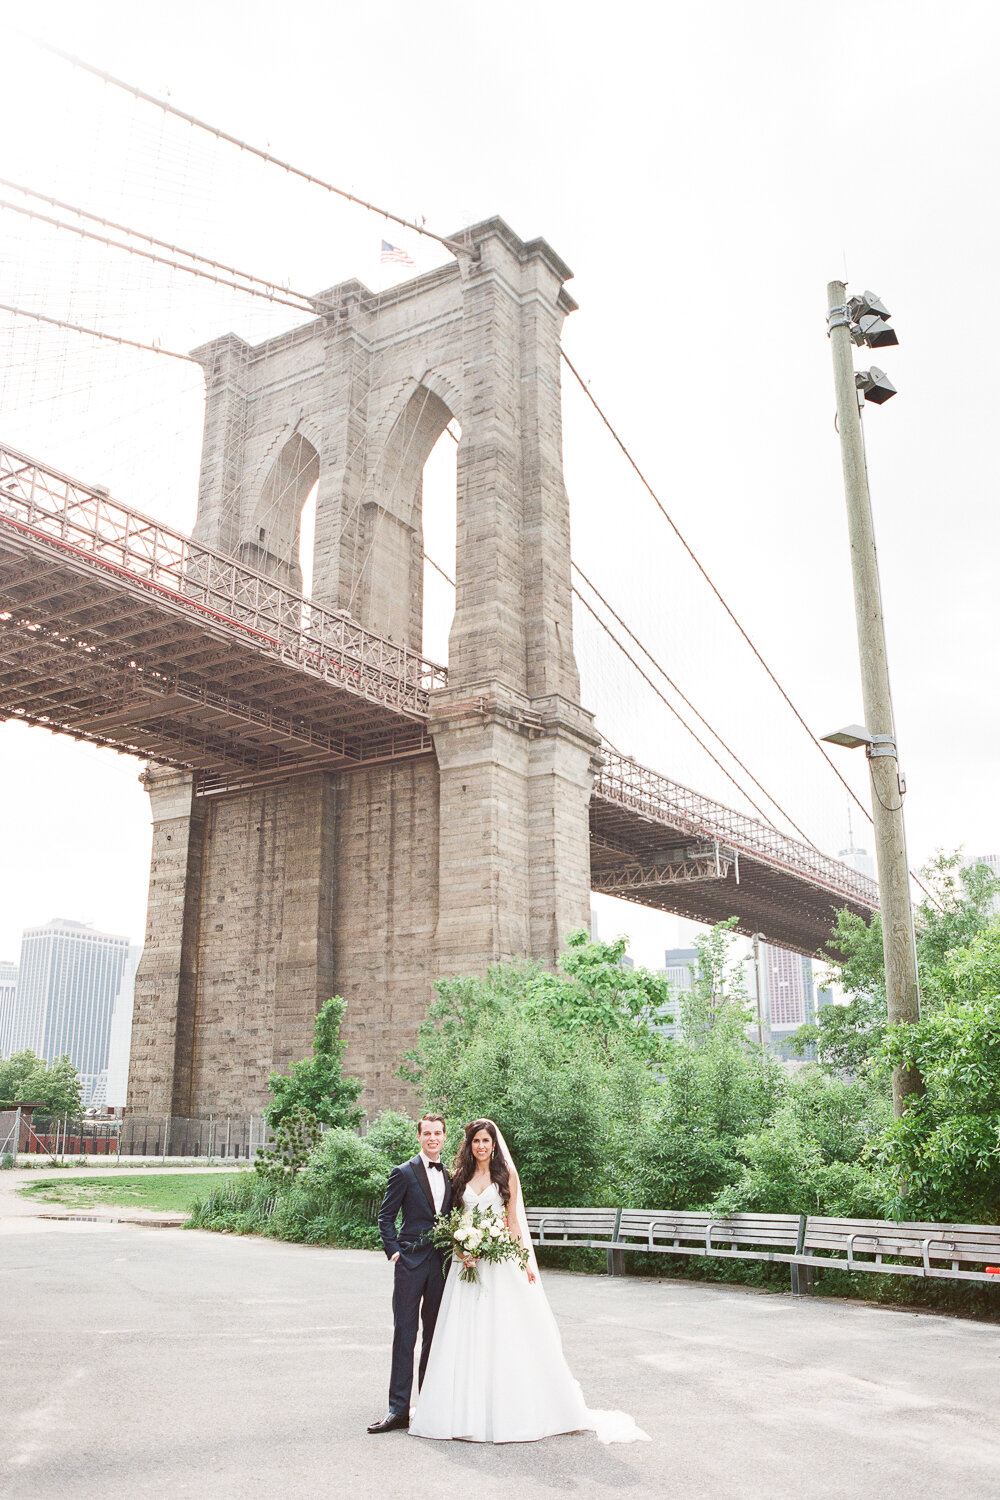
[188, 1173, 381, 1248]
[19, 1172, 247, 1214]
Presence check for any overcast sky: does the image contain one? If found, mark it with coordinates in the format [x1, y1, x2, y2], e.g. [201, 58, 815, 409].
[1, 1, 997, 970]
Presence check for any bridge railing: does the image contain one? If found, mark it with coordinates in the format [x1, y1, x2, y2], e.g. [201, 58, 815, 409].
[596, 746, 878, 908]
[0, 442, 448, 716]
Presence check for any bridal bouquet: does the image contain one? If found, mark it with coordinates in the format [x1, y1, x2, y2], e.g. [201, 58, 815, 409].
[431, 1204, 530, 1285]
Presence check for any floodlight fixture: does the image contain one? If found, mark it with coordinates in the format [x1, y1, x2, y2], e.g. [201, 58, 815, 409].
[847, 290, 892, 322]
[857, 313, 899, 349]
[855, 366, 897, 404]
[821, 723, 873, 750]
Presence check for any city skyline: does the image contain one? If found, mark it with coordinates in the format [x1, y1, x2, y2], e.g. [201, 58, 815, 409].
[3, 917, 135, 1107]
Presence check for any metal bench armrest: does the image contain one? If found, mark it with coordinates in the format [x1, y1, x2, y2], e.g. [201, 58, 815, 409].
[645, 1219, 677, 1251]
[845, 1232, 880, 1270]
[921, 1237, 956, 1276]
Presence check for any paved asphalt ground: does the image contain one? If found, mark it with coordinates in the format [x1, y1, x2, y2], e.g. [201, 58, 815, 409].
[2, 1170, 1000, 1500]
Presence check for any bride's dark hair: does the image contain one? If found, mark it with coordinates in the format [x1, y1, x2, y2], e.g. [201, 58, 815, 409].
[450, 1119, 511, 1208]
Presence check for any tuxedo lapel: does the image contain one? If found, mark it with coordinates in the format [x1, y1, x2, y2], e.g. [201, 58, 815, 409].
[412, 1155, 435, 1215]
[442, 1169, 453, 1214]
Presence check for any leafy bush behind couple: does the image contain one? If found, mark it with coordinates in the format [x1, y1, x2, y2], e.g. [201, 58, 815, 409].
[193, 858, 1000, 1280]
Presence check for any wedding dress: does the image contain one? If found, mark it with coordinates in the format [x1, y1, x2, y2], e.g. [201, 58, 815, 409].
[409, 1163, 648, 1445]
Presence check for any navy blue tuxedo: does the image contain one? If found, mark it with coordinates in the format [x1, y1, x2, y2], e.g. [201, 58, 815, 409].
[377, 1154, 452, 1415]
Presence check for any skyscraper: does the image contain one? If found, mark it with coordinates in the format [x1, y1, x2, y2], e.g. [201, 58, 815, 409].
[8, 921, 130, 1106]
[104, 944, 142, 1109]
[753, 942, 831, 1062]
[839, 807, 875, 882]
[0, 961, 18, 1059]
[662, 947, 700, 1039]
[762, 945, 810, 1028]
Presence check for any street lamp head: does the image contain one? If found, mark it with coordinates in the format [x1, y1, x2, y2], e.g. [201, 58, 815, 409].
[855, 366, 897, 404]
[821, 724, 873, 750]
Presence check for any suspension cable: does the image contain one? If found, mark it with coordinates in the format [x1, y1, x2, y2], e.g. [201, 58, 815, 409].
[11, 36, 941, 905]
[0, 195, 315, 314]
[571, 561, 818, 846]
[560, 349, 874, 824]
[561, 351, 942, 910]
[0, 302, 198, 362]
[29, 38, 462, 255]
[0, 177, 314, 305]
[422, 542, 788, 835]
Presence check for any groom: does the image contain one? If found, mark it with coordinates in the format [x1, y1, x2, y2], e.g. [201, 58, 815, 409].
[367, 1113, 452, 1434]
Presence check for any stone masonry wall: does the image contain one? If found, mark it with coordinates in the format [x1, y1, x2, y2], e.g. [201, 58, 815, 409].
[130, 219, 598, 1121]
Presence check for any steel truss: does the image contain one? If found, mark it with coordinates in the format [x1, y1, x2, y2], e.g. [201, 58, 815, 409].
[594, 748, 876, 908]
[0, 441, 879, 950]
[591, 845, 736, 892]
[0, 443, 446, 714]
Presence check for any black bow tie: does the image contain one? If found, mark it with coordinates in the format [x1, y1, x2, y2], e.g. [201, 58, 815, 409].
[426, 1161, 444, 1172]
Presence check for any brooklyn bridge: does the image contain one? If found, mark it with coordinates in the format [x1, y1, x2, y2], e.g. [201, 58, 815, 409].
[0, 214, 876, 1118]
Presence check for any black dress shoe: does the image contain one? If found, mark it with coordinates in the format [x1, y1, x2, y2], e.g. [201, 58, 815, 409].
[367, 1412, 409, 1434]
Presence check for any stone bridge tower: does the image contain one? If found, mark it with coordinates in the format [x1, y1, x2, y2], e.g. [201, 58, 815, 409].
[127, 218, 599, 1118]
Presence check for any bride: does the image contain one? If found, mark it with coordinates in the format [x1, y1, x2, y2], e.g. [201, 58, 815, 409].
[409, 1118, 647, 1446]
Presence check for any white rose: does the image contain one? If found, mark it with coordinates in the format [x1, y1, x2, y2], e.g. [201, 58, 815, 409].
[465, 1229, 483, 1249]
[454, 1226, 470, 1243]
[489, 1224, 503, 1238]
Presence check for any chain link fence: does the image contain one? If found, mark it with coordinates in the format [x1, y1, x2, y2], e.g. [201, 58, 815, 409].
[0, 1106, 268, 1164]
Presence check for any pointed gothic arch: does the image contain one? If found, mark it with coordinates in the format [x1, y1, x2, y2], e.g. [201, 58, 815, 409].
[349, 380, 457, 646]
[238, 432, 320, 591]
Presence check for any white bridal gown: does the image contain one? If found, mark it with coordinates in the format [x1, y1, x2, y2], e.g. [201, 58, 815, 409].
[409, 1183, 646, 1445]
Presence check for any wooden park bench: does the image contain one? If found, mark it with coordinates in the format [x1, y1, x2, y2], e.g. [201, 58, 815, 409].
[615, 1209, 807, 1287]
[794, 1216, 1000, 1290]
[525, 1207, 621, 1274]
[526, 1205, 1000, 1293]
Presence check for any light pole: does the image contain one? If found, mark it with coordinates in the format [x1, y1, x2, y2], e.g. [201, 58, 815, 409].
[750, 933, 764, 1050]
[824, 281, 923, 1116]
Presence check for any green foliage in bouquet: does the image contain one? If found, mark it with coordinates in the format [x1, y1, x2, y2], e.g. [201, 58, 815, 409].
[431, 1203, 529, 1284]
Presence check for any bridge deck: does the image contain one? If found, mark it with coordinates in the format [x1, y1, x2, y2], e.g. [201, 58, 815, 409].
[0, 443, 438, 780]
[591, 750, 876, 953]
[0, 444, 877, 953]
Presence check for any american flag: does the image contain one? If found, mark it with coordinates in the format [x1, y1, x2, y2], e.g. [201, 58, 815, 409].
[381, 240, 415, 267]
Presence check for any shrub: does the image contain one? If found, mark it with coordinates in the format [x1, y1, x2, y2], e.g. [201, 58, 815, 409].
[254, 1106, 321, 1185]
[189, 1173, 279, 1234]
[876, 992, 1000, 1223]
[300, 1127, 385, 1208]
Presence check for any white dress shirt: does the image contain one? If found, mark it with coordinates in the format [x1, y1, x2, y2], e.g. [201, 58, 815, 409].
[420, 1150, 446, 1213]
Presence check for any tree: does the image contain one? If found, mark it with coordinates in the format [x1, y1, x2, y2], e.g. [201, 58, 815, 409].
[792, 853, 1000, 1074]
[402, 956, 656, 1205]
[710, 1070, 890, 1220]
[679, 917, 752, 1042]
[625, 981, 786, 1211]
[524, 929, 672, 1054]
[0, 1050, 83, 1118]
[265, 997, 364, 1130]
[301, 1110, 417, 1208]
[875, 919, 1000, 1222]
